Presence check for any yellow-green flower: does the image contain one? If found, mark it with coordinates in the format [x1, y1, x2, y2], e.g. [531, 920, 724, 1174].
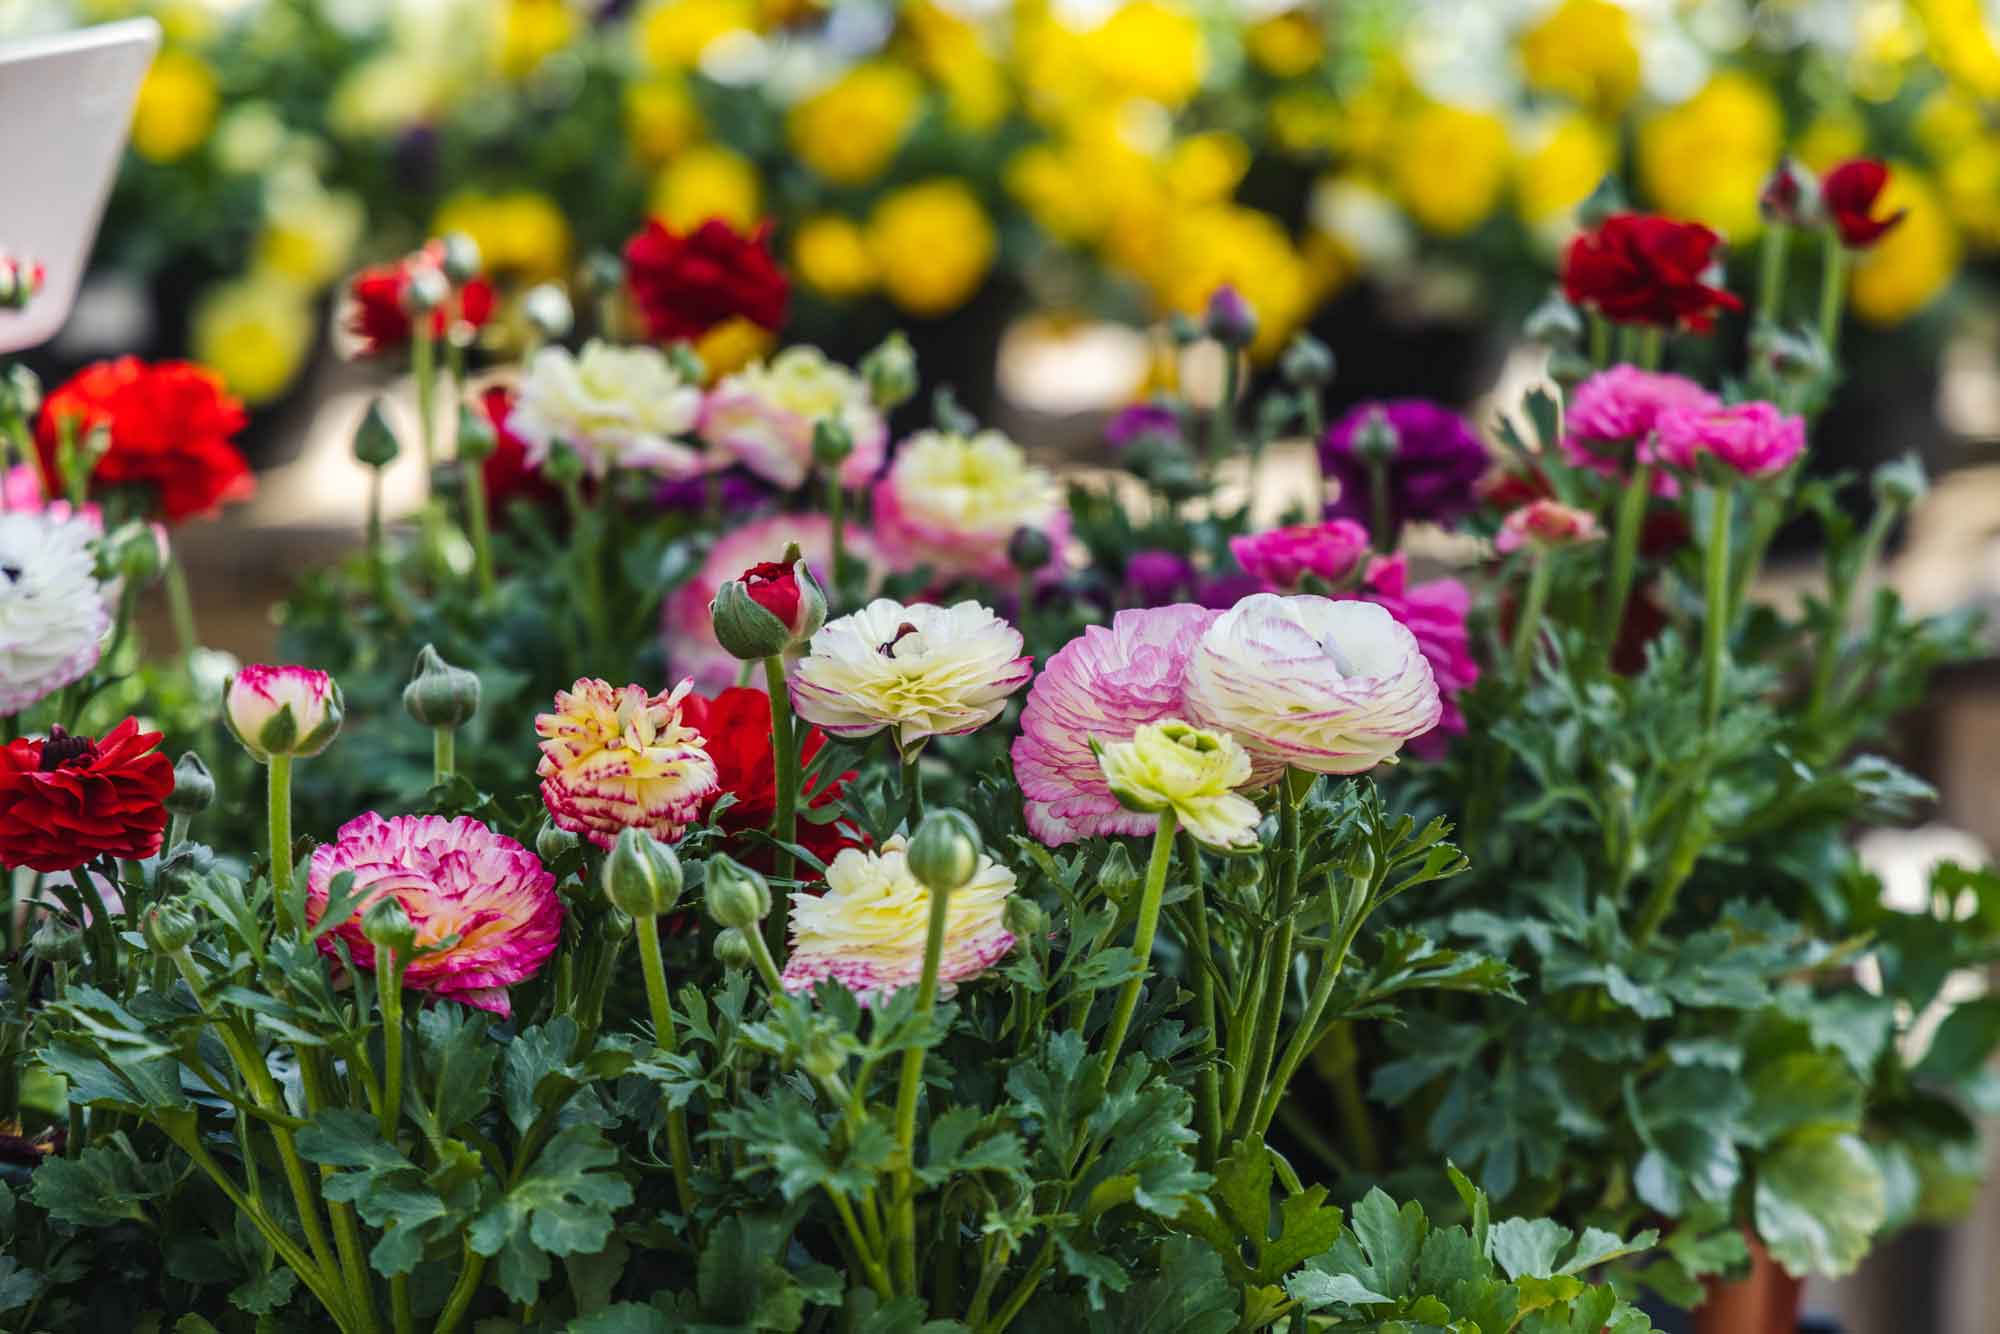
[1096, 720, 1261, 850]
[650, 143, 761, 230]
[868, 179, 996, 317]
[788, 62, 925, 187]
[192, 273, 315, 406]
[131, 48, 218, 162]
[1391, 104, 1510, 236]
[792, 215, 878, 299]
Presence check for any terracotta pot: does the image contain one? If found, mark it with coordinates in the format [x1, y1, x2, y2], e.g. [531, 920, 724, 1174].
[1694, 1235, 1805, 1334]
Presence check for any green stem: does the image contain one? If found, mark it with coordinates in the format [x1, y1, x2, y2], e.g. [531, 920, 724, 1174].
[365, 467, 391, 608]
[1205, 350, 1240, 471]
[1100, 813, 1178, 1074]
[1757, 221, 1791, 328]
[462, 449, 496, 601]
[889, 863, 956, 1295]
[1510, 552, 1554, 681]
[268, 755, 296, 935]
[410, 328, 437, 478]
[1594, 463, 1653, 674]
[762, 655, 799, 960]
[1636, 326, 1663, 371]
[1697, 481, 1735, 731]
[1232, 777, 1300, 1142]
[1182, 834, 1222, 1170]
[1588, 314, 1610, 367]
[827, 477, 848, 604]
[432, 727, 456, 787]
[71, 867, 120, 991]
[1367, 458, 1393, 551]
[164, 555, 199, 667]
[300, 1053, 383, 1334]
[432, 1249, 486, 1334]
[378, 955, 404, 1140]
[1254, 878, 1364, 1137]
[636, 919, 698, 1217]
[1817, 229, 1849, 359]
[1803, 501, 1895, 734]
[900, 745, 924, 831]
[560, 478, 609, 666]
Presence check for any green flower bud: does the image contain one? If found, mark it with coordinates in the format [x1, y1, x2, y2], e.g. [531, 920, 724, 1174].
[860, 331, 919, 409]
[522, 283, 574, 341]
[583, 250, 624, 295]
[107, 521, 165, 587]
[1255, 394, 1298, 440]
[1523, 292, 1585, 346]
[710, 546, 826, 661]
[456, 402, 498, 464]
[403, 644, 482, 729]
[1352, 406, 1400, 466]
[666, 342, 706, 384]
[1001, 895, 1047, 942]
[706, 854, 771, 930]
[158, 843, 218, 896]
[710, 578, 796, 661]
[166, 751, 215, 818]
[812, 417, 854, 468]
[30, 916, 84, 966]
[1546, 347, 1595, 389]
[714, 926, 754, 970]
[603, 907, 636, 940]
[354, 398, 401, 469]
[907, 808, 982, 894]
[362, 896, 418, 957]
[1098, 840, 1140, 904]
[402, 263, 449, 315]
[801, 1030, 844, 1083]
[1872, 454, 1927, 510]
[1167, 312, 1203, 347]
[144, 902, 198, 954]
[541, 442, 586, 489]
[1007, 526, 1053, 574]
[537, 818, 582, 865]
[0, 364, 40, 419]
[1203, 285, 1257, 350]
[1279, 334, 1335, 387]
[605, 828, 685, 919]
[439, 232, 483, 284]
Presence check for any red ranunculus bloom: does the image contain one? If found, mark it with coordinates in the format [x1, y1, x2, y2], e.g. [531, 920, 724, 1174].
[35, 358, 252, 523]
[623, 218, 789, 344]
[1561, 214, 1743, 333]
[679, 687, 861, 874]
[1821, 159, 1907, 249]
[0, 719, 173, 872]
[345, 245, 496, 359]
[477, 385, 558, 516]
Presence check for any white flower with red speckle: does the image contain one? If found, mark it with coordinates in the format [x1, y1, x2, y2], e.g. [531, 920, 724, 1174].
[535, 678, 719, 848]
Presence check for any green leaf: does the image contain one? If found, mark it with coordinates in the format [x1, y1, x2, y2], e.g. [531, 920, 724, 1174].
[229, 1266, 299, 1315]
[1752, 1131, 1887, 1278]
[1915, 995, 2000, 1085]
[1176, 1134, 1344, 1288]
[467, 1125, 634, 1304]
[1740, 1051, 1863, 1147]
[1085, 1235, 1237, 1334]
[1283, 1269, 1389, 1310]
[0, 1255, 41, 1315]
[1350, 1188, 1425, 1297]
[30, 1145, 177, 1226]
[1488, 1217, 1571, 1280]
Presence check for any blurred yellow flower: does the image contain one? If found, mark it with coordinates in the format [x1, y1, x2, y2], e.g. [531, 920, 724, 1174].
[906, 2, 1010, 131]
[1515, 112, 1615, 223]
[625, 78, 704, 162]
[193, 273, 315, 405]
[1391, 104, 1510, 235]
[1913, 0, 2000, 100]
[434, 190, 573, 282]
[1936, 138, 2000, 247]
[650, 144, 761, 230]
[1247, 11, 1323, 79]
[1638, 71, 1782, 240]
[638, 0, 758, 70]
[695, 316, 776, 379]
[131, 48, 218, 162]
[1088, 1, 1206, 108]
[1150, 204, 1309, 360]
[868, 179, 997, 316]
[788, 63, 925, 186]
[1166, 132, 1250, 204]
[1795, 113, 1869, 173]
[329, 54, 447, 138]
[1270, 91, 1343, 156]
[793, 215, 878, 298]
[258, 178, 366, 288]
[499, 0, 578, 80]
[1850, 163, 1960, 325]
[1519, 0, 1640, 114]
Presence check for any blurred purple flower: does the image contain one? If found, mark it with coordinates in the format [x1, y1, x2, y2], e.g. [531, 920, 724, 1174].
[1106, 403, 1181, 449]
[1196, 572, 1265, 609]
[654, 469, 766, 515]
[1321, 399, 1489, 531]
[1125, 549, 1195, 605]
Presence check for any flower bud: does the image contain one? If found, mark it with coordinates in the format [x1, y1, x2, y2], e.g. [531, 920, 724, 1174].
[1523, 292, 1584, 346]
[908, 808, 982, 894]
[224, 665, 344, 763]
[0, 254, 45, 310]
[158, 842, 217, 895]
[30, 915, 84, 970]
[706, 854, 772, 930]
[1007, 526, 1053, 574]
[1351, 406, 1401, 467]
[362, 896, 418, 957]
[167, 751, 215, 817]
[1256, 393, 1298, 440]
[801, 1030, 844, 1082]
[1759, 156, 1822, 228]
[403, 644, 482, 729]
[522, 283, 574, 341]
[439, 232, 483, 284]
[354, 399, 401, 469]
[536, 817, 582, 865]
[666, 341, 706, 384]
[1204, 284, 1258, 350]
[1546, 347, 1595, 389]
[860, 331, 919, 409]
[1279, 334, 1335, 388]
[1750, 324, 1829, 385]
[714, 926, 754, 970]
[811, 417, 854, 468]
[108, 520, 166, 587]
[540, 442, 586, 488]
[402, 263, 449, 315]
[603, 906, 635, 940]
[1167, 312, 1203, 347]
[1098, 840, 1140, 903]
[605, 828, 685, 919]
[584, 250, 625, 296]
[0, 364, 41, 420]
[711, 548, 827, 660]
[1871, 454, 1927, 511]
[144, 902, 198, 954]
[1001, 895, 1046, 942]
[456, 402, 498, 463]
[1576, 175, 1626, 228]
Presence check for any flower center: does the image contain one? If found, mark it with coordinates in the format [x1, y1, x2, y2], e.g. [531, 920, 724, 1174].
[877, 622, 923, 658]
[38, 726, 98, 772]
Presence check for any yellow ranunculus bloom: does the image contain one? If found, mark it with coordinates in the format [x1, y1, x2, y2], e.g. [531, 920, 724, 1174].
[1795, 113, 1869, 173]
[868, 179, 997, 317]
[131, 48, 219, 163]
[1391, 104, 1510, 236]
[1087, 1, 1206, 107]
[499, 0, 578, 80]
[1850, 163, 1960, 325]
[193, 273, 315, 406]
[637, 0, 758, 70]
[1519, 0, 1640, 113]
[259, 177, 366, 288]
[1637, 71, 1783, 240]
[906, 2, 1010, 131]
[788, 62, 925, 187]
[650, 144, 761, 230]
[1514, 112, 1616, 224]
[695, 316, 777, 380]
[1247, 10, 1323, 79]
[792, 215, 878, 299]
[1913, 0, 2000, 100]
[433, 190, 573, 282]
[1937, 138, 2000, 247]
[1098, 720, 1261, 850]
[1166, 132, 1250, 205]
[1149, 203, 1310, 361]
[625, 77, 703, 163]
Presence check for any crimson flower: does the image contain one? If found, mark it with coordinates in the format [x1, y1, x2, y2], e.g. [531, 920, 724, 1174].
[344, 243, 496, 358]
[743, 560, 806, 630]
[678, 687, 862, 874]
[623, 218, 789, 344]
[1821, 159, 1907, 249]
[1561, 214, 1743, 332]
[477, 386, 558, 515]
[0, 719, 173, 872]
[35, 358, 252, 523]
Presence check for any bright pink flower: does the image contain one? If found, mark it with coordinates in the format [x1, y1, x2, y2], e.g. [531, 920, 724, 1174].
[1011, 604, 1218, 846]
[1562, 367, 1719, 497]
[1655, 400, 1806, 480]
[307, 812, 562, 1017]
[1230, 519, 1370, 591]
[1496, 499, 1604, 553]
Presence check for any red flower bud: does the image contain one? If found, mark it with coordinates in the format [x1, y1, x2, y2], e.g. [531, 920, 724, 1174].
[1820, 158, 1907, 249]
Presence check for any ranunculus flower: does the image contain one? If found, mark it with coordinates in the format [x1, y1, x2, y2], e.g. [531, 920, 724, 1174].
[224, 665, 344, 764]
[871, 429, 1070, 584]
[1496, 499, 1604, 553]
[1346, 555, 1476, 758]
[790, 598, 1031, 754]
[1105, 402, 1181, 448]
[1230, 518, 1370, 591]
[699, 346, 886, 489]
[1186, 594, 1441, 784]
[507, 341, 704, 479]
[1561, 213, 1743, 332]
[709, 552, 828, 660]
[781, 835, 1016, 1003]
[0, 510, 109, 715]
[678, 687, 863, 873]
[306, 812, 561, 1017]
[1475, 465, 1554, 511]
[1562, 366, 1719, 494]
[1320, 399, 1489, 531]
[535, 678, 720, 849]
[476, 386, 559, 516]
[1821, 159, 1907, 249]
[1012, 604, 1217, 846]
[0, 719, 172, 872]
[623, 217, 789, 344]
[35, 358, 252, 523]
[1125, 549, 1196, 606]
[343, 244, 495, 358]
[1097, 720, 1261, 851]
[1654, 400, 1806, 480]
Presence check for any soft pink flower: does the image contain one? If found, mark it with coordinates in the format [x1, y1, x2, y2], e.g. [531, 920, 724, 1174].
[1011, 604, 1218, 846]
[307, 812, 562, 1017]
[535, 679, 719, 849]
[1495, 499, 1604, 553]
[1345, 555, 1476, 758]
[4, 463, 99, 527]
[698, 347, 887, 490]
[1562, 367, 1720, 496]
[1229, 519, 1370, 591]
[1654, 400, 1806, 480]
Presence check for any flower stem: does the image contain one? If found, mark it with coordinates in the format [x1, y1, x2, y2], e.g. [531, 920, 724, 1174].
[1205, 349, 1240, 472]
[636, 918, 698, 1217]
[1588, 314, 1611, 367]
[1254, 876, 1365, 1137]
[1817, 229, 1849, 359]
[900, 745, 924, 831]
[461, 450, 496, 602]
[1757, 221, 1792, 327]
[377, 954, 405, 1138]
[71, 866, 120, 991]
[163, 553, 200, 668]
[1594, 463, 1653, 674]
[432, 727, 455, 787]
[1232, 776, 1300, 1142]
[1366, 458, 1394, 552]
[1511, 551, 1554, 681]
[762, 655, 799, 959]
[268, 755, 296, 935]
[365, 466, 391, 608]
[1803, 500, 1896, 736]
[1181, 832, 1222, 1169]
[1101, 812, 1178, 1075]
[432, 1248, 486, 1334]
[1698, 480, 1735, 731]
[889, 864, 957, 1295]
[300, 1051, 383, 1334]
[827, 477, 848, 604]
[410, 329, 437, 478]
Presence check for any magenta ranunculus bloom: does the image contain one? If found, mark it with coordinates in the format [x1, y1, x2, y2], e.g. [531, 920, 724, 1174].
[1230, 518, 1370, 591]
[1011, 604, 1218, 846]
[1347, 555, 1477, 758]
[307, 812, 563, 1017]
[1562, 367, 1720, 496]
[1321, 399, 1489, 530]
[1105, 402, 1181, 449]
[1654, 400, 1807, 481]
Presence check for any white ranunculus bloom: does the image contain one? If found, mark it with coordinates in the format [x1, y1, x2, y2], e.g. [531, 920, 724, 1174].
[1185, 594, 1441, 784]
[699, 346, 886, 490]
[0, 512, 110, 714]
[507, 340, 705, 479]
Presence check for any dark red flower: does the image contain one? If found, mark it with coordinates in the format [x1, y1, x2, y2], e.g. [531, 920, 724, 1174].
[0, 719, 173, 872]
[35, 358, 252, 523]
[344, 244, 496, 359]
[623, 218, 789, 344]
[1638, 507, 1690, 559]
[477, 385, 558, 516]
[1475, 465, 1554, 511]
[742, 561, 803, 630]
[1611, 580, 1670, 675]
[1821, 159, 1907, 249]
[1561, 214, 1743, 333]
[679, 687, 862, 874]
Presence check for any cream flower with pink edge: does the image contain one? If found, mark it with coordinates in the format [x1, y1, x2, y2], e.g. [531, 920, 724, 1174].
[307, 812, 561, 1018]
[699, 346, 888, 490]
[223, 664, 344, 763]
[535, 678, 720, 849]
[1185, 594, 1441, 785]
[870, 429, 1069, 584]
[1011, 604, 1217, 846]
[781, 835, 1016, 1004]
[507, 340, 704, 479]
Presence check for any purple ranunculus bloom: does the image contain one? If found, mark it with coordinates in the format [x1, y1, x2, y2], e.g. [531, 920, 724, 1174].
[654, 469, 767, 515]
[1321, 399, 1490, 532]
[1105, 402, 1181, 449]
[1195, 572, 1266, 610]
[1125, 549, 1195, 605]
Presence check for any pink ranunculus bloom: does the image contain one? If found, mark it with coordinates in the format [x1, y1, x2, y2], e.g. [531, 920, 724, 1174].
[1011, 604, 1219, 846]
[1345, 555, 1477, 759]
[1229, 518, 1371, 592]
[1562, 367, 1720, 496]
[1495, 499, 1605, 553]
[698, 347, 888, 491]
[663, 513, 878, 694]
[1654, 400, 1807, 481]
[306, 812, 562, 1017]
